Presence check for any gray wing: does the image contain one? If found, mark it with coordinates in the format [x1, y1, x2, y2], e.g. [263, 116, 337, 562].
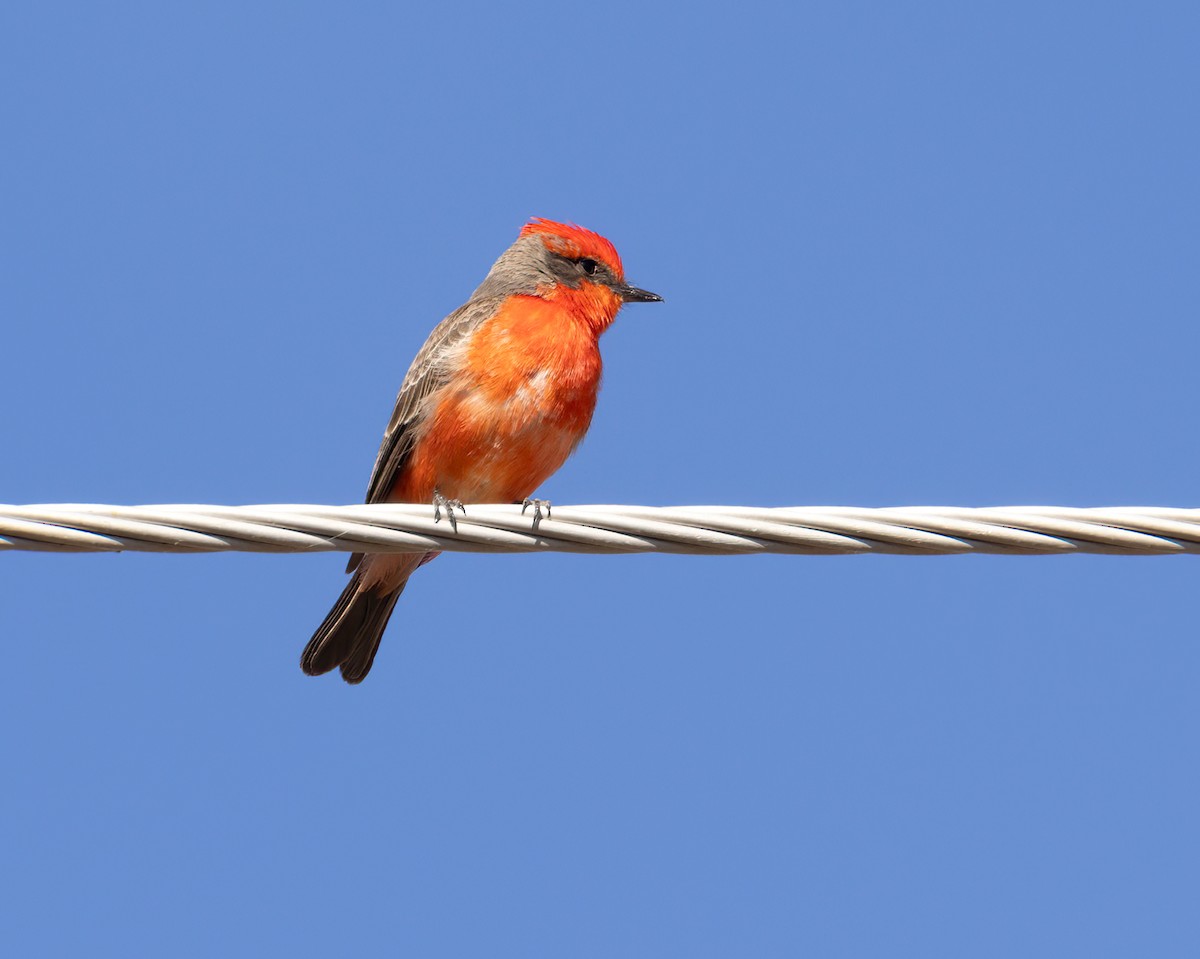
[362, 295, 503, 506]
[344, 296, 501, 575]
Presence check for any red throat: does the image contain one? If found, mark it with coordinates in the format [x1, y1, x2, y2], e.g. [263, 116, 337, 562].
[543, 281, 624, 335]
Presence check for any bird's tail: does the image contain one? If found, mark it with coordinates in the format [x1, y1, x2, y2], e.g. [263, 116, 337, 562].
[300, 571, 406, 684]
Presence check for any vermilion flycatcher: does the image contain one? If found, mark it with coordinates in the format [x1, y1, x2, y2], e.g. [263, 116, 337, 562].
[301, 219, 661, 683]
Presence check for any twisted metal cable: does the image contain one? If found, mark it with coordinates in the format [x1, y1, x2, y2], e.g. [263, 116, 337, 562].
[2, 504, 1200, 556]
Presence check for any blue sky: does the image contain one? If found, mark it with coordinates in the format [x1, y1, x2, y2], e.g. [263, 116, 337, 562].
[2, 1, 1198, 955]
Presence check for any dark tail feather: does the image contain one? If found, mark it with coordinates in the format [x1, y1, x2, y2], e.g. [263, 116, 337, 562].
[301, 572, 405, 684]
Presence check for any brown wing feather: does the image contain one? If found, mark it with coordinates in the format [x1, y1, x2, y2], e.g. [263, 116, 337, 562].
[345, 296, 502, 573]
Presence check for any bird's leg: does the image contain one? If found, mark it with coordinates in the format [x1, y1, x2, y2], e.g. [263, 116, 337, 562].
[433, 488, 466, 532]
[520, 497, 552, 531]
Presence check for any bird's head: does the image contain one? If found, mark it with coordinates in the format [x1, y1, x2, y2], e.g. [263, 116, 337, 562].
[473, 218, 662, 332]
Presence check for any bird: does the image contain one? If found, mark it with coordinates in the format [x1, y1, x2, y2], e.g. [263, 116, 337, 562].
[301, 218, 662, 683]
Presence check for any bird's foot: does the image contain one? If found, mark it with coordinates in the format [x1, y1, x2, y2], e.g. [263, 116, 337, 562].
[521, 498, 552, 531]
[433, 489, 466, 532]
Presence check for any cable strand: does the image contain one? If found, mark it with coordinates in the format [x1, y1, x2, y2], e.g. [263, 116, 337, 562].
[2, 504, 1199, 555]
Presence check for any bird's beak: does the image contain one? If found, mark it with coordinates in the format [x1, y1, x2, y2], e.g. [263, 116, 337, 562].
[616, 283, 664, 303]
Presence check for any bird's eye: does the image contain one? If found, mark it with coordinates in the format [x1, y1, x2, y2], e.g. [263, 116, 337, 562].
[579, 258, 599, 276]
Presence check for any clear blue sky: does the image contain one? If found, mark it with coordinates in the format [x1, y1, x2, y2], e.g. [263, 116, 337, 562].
[2, 1, 1198, 955]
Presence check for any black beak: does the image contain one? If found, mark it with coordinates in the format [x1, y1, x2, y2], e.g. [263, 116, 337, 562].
[617, 283, 664, 304]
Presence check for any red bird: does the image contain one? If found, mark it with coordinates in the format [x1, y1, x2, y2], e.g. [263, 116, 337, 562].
[302, 219, 662, 682]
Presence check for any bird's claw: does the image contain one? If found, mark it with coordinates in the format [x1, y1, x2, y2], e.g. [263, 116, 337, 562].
[521, 498, 552, 530]
[433, 490, 466, 532]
